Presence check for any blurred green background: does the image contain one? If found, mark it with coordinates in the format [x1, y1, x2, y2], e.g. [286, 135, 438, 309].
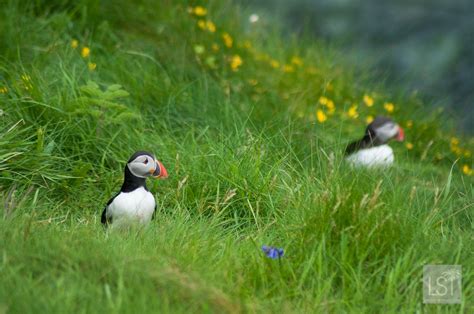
[241, 0, 474, 133]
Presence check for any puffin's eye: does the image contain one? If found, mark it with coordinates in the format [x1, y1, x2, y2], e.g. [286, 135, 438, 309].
[143, 159, 148, 165]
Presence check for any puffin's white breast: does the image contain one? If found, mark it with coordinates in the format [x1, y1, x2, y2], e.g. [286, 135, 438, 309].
[345, 144, 394, 168]
[107, 187, 155, 225]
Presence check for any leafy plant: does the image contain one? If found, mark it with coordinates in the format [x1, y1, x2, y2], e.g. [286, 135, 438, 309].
[73, 81, 141, 125]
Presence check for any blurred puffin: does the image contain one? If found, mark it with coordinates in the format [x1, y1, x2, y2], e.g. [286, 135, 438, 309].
[101, 151, 168, 226]
[345, 116, 404, 167]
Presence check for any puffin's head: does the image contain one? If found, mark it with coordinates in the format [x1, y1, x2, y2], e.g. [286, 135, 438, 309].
[366, 116, 404, 144]
[126, 151, 168, 179]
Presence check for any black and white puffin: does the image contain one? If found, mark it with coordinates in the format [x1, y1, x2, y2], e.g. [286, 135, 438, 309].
[101, 151, 168, 226]
[345, 116, 404, 167]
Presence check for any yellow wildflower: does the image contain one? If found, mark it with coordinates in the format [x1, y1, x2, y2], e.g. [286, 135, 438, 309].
[206, 20, 216, 32]
[406, 120, 413, 128]
[21, 74, 33, 91]
[197, 20, 206, 30]
[450, 137, 459, 146]
[88, 62, 97, 71]
[193, 6, 207, 16]
[230, 55, 243, 71]
[316, 110, 327, 123]
[243, 41, 252, 49]
[283, 65, 295, 73]
[406, 142, 414, 150]
[319, 96, 328, 105]
[363, 94, 374, 107]
[449, 138, 461, 155]
[326, 100, 335, 114]
[384, 102, 395, 113]
[270, 60, 280, 69]
[347, 104, 358, 118]
[71, 39, 79, 49]
[464, 150, 472, 158]
[366, 115, 374, 124]
[81, 47, 90, 58]
[248, 79, 258, 86]
[451, 146, 462, 156]
[211, 43, 219, 52]
[319, 97, 335, 114]
[23, 82, 33, 90]
[222, 33, 233, 48]
[0, 86, 8, 94]
[291, 56, 303, 66]
[462, 164, 473, 176]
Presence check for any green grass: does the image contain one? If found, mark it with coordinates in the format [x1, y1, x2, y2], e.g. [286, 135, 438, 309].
[0, 0, 473, 313]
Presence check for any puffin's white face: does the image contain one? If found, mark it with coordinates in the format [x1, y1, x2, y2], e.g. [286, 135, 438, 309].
[374, 122, 404, 143]
[127, 154, 168, 179]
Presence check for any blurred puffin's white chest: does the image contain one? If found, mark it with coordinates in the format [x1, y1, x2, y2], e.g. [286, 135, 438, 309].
[346, 144, 394, 167]
[107, 187, 155, 224]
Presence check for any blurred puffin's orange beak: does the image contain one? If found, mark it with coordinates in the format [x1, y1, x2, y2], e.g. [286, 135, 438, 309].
[396, 126, 405, 141]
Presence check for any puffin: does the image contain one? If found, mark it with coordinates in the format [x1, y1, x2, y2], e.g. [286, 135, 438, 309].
[101, 151, 168, 226]
[345, 116, 404, 167]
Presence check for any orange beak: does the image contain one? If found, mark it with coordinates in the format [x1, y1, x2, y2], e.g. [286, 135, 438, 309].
[152, 160, 168, 179]
[396, 126, 405, 141]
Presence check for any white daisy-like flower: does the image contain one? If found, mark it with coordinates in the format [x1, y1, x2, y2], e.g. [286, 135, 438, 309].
[249, 14, 259, 23]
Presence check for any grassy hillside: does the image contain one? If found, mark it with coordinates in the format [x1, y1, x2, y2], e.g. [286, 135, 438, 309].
[0, 0, 472, 312]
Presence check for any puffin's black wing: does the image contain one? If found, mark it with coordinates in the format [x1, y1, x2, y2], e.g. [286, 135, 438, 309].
[152, 203, 157, 220]
[345, 139, 363, 155]
[101, 193, 119, 225]
[345, 135, 373, 155]
[101, 207, 108, 224]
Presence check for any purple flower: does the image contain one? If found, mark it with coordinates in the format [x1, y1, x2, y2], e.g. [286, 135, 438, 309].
[262, 245, 284, 259]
